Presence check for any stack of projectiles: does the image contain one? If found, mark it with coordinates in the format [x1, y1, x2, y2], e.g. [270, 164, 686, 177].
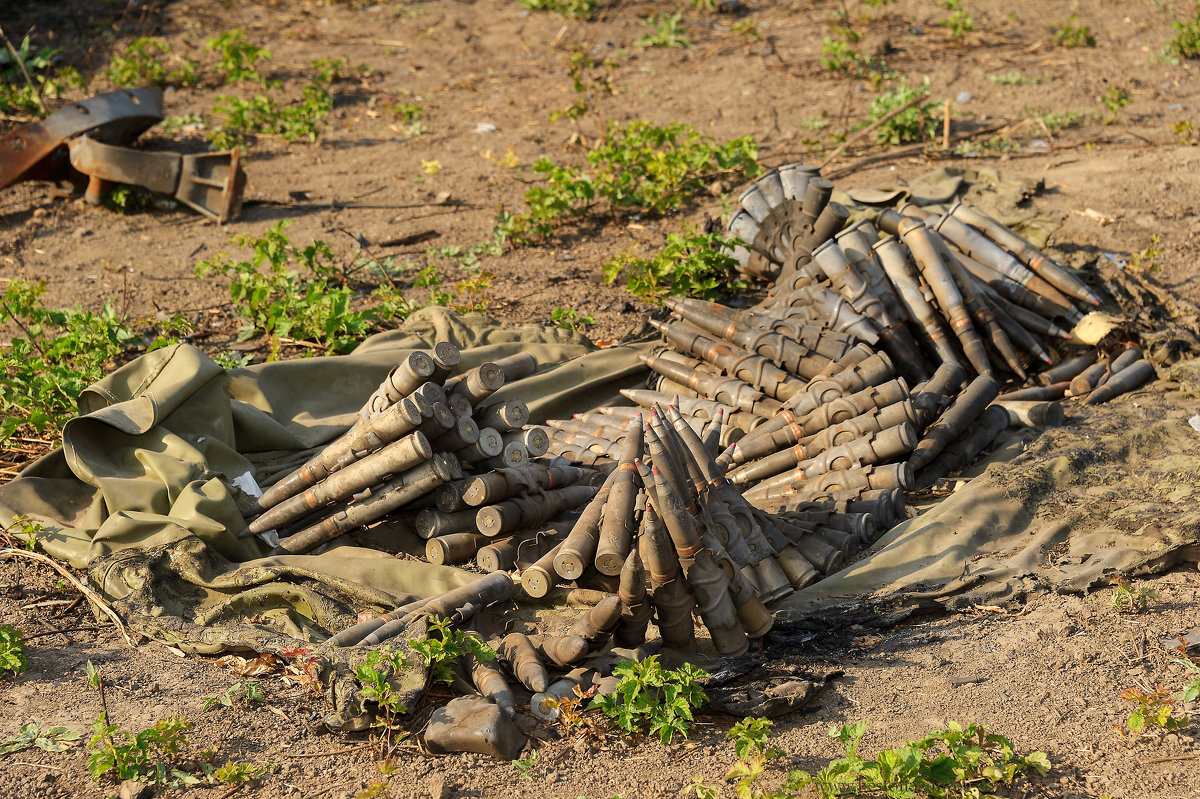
[541, 162, 1156, 597]
[242, 345, 603, 571]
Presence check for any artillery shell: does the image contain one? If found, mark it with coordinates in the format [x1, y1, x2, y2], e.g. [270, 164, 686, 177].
[553, 471, 617, 580]
[1108, 346, 1144, 375]
[462, 463, 589, 507]
[569, 595, 623, 646]
[465, 650, 514, 717]
[456, 427, 504, 463]
[497, 633, 549, 693]
[614, 550, 652, 648]
[911, 361, 968, 432]
[521, 539, 565, 598]
[447, 361, 506, 405]
[511, 427, 550, 457]
[1069, 359, 1110, 397]
[1085, 359, 1155, 405]
[476, 400, 530, 432]
[908, 375, 1000, 471]
[994, 400, 1065, 427]
[537, 635, 589, 668]
[430, 341, 462, 381]
[475, 484, 599, 538]
[433, 415, 480, 451]
[913, 404, 1010, 489]
[358, 351, 438, 422]
[418, 402, 456, 438]
[996, 382, 1068, 402]
[415, 507, 479, 540]
[1038, 351, 1097, 385]
[493, 352, 539, 383]
[435, 480, 468, 513]
[595, 420, 643, 576]
[426, 532, 490, 565]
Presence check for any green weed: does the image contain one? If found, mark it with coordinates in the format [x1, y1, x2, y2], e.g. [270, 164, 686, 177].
[387, 100, 425, 135]
[549, 47, 618, 123]
[589, 654, 708, 744]
[1029, 108, 1083, 134]
[1, 722, 80, 754]
[988, 71, 1046, 85]
[1110, 575, 1162, 611]
[206, 28, 271, 85]
[0, 625, 29, 677]
[1173, 119, 1199, 144]
[1176, 656, 1200, 703]
[0, 281, 187, 447]
[208, 61, 337, 149]
[503, 120, 759, 242]
[1167, 10, 1200, 59]
[1101, 86, 1130, 124]
[159, 113, 204, 136]
[603, 227, 747, 303]
[0, 34, 88, 117]
[202, 681, 265, 711]
[352, 643, 410, 748]
[512, 749, 538, 782]
[865, 78, 940, 145]
[732, 20, 764, 41]
[819, 37, 895, 86]
[87, 713, 267, 786]
[105, 38, 197, 88]
[409, 616, 495, 685]
[1117, 687, 1188, 740]
[196, 221, 380, 359]
[520, 0, 601, 20]
[105, 184, 154, 214]
[551, 306, 595, 332]
[785, 720, 1051, 798]
[1053, 14, 1096, 48]
[939, 0, 975, 43]
[2, 515, 43, 551]
[636, 13, 691, 49]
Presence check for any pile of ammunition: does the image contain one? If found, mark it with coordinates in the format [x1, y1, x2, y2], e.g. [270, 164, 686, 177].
[242, 163, 1158, 731]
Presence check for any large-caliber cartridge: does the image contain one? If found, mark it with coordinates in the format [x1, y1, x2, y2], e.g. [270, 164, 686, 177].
[614, 550, 652, 648]
[914, 403, 1009, 489]
[908, 375, 1001, 471]
[1085, 359, 1154, 405]
[475, 484, 598, 538]
[497, 633, 548, 693]
[595, 418, 643, 576]
[640, 504, 697, 652]
[552, 470, 618, 580]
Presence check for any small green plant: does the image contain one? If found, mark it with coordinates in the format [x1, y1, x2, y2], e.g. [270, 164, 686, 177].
[409, 616, 495, 685]
[551, 306, 595, 332]
[519, 0, 601, 20]
[1101, 86, 1130, 123]
[1117, 687, 1188, 740]
[546, 684, 600, 738]
[0, 35, 88, 117]
[819, 37, 895, 87]
[512, 749, 538, 782]
[1029, 108, 1083, 134]
[1167, 10, 1200, 59]
[784, 720, 1051, 798]
[206, 28, 271, 85]
[0, 626, 29, 677]
[1111, 575, 1162, 612]
[504, 120, 760, 242]
[691, 0, 718, 11]
[988, 71, 1047, 85]
[1176, 656, 1200, 703]
[387, 100, 425, 135]
[865, 78, 940, 145]
[105, 38, 197, 88]
[354, 647, 414, 758]
[732, 20, 764, 41]
[1052, 14, 1096, 48]
[719, 717, 785, 799]
[1173, 119, 1200, 144]
[2, 515, 43, 550]
[85, 660, 102, 689]
[939, 0, 975, 43]
[636, 13, 691, 49]
[159, 113, 204, 136]
[1, 722, 81, 754]
[86, 714, 192, 784]
[196, 221, 377, 359]
[549, 47, 618, 123]
[208, 64, 336, 148]
[105, 184, 154, 214]
[202, 681, 265, 711]
[603, 227, 747, 303]
[589, 655, 708, 744]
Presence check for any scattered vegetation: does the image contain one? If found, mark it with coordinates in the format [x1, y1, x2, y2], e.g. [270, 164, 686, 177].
[938, 0, 975, 44]
[86, 714, 264, 786]
[1099, 86, 1130, 124]
[202, 681, 266, 711]
[603, 227, 748, 303]
[1176, 655, 1200, 703]
[1029, 109, 1083, 134]
[0, 281, 189, 447]
[0, 625, 29, 677]
[636, 13, 691, 49]
[988, 71, 1047, 85]
[1127, 235, 1164, 276]
[387, 100, 426, 135]
[865, 78, 940, 145]
[409, 616, 496, 685]
[1167, 10, 1200, 59]
[1, 722, 80, 754]
[195, 221, 410, 359]
[0, 33, 87, 117]
[1110, 574, 1162, 612]
[519, 0, 601, 20]
[503, 120, 759, 242]
[549, 46, 618, 123]
[1053, 14, 1096, 48]
[589, 655, 709, 744]
[207, 61, 339, 148]
[695, 719, 1050, 799]
[105, 37, 196, 88]
[355, 647, 412, 754]
[819, 37, 895, 87]
[206, 28, 271, 85]
[551, 306, 595, 332]
[1172, 119, 1199, 144]
[1, 515, 43, 551]
[512, 749, 538, 782]
[733, 19, 764, 41]
[1117, 687, 1188, 740]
